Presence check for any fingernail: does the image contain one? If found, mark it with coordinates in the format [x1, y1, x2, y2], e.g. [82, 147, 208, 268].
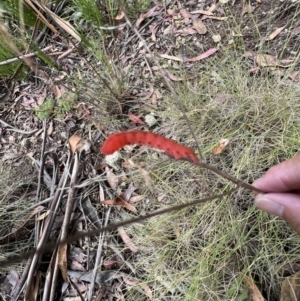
[255, 194, 284, 217]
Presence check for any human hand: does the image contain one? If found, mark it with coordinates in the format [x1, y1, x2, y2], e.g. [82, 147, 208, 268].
[253, 156, 300, 233]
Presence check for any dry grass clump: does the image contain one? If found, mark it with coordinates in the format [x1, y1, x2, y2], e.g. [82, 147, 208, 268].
[0, 162, 37, 269]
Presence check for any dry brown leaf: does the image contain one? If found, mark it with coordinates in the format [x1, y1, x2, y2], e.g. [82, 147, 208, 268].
[214, 94, 233, 104]
[278, 57, 298, 68]
[99, 183, 105, 202]
[256, 54, 278, 67]
[288, 71, 300, 81]
[105, 166, 119, 190]
[123, 277, 153, 300]
[69, 248, 86, 263]
[244, 51, 257, 58]
[130, 195, 146, 203]
[249, 66, 260, 74]
[53, 85, 62, 98]
[212, 34, 221, 42]
[175, 28, 197, 36]
[163, 24, 174, 35]
[128, 112, 144, 124]
[193, 18, 207, 34]
[36, 210, 50, 221]
[139, 283, 153, 300]
[207, 3, 220, 13]
[164, 69, 184, 81]
[103, 259, 121, 269]
[202, 15, 228, 21]
[265, 26, 285, 41]
[242, 4, 256, 16]
[137, 84, 154, 101]
[149, 24, 159, 41]
[69, 135, 82, 154]
[118, 227, 138, 253]
[70, 260, 86, 272]
[53, 71, 68, 82]
[76, 138, 91, 153]
[243, 275, 265, 301]
[68, 135, 91, 155]
[179, 9, 191, 18]
[157, 193, 166, 202]
[121, 182, 136, 202]
[50, 15, 81, 42]
[271, 69, 285, 77]
[292, 26, 300, 36]
[212, 139, 230, 155]
[115, 10, 125, 20]
[190, 9, 214, 15]
[135, 6, 158, 28]
[139, 165, 153, 188]
[6, 271, 19, 291]
[47, 120, 53, 136]
[159, 53, 184, 62]
[154, 89, 162, 99]
[167, 9, 175, 16]
[58, 243, 68, 282]
[101, 198, 137, 213]
[27, 271, 41, 301]
[186, 48, 218, 62]
[151, 92, 157, 106]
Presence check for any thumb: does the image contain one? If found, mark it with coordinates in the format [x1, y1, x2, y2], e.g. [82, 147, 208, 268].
[255, 193, 300, 233]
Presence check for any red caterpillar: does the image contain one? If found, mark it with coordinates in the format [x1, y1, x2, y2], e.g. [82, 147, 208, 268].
[100, 131, 199, 164]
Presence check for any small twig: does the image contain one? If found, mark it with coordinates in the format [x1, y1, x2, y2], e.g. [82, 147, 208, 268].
[57, 150, 80, 288]
[0, 118, 15, 128]
[57, 46, 75, 60]
[35, 120, 47, 245]
[0, 118, 39, 134]
[98, 22, 127, 30]
[0, 46, 52, 66]
[87, 207, 111, 301]
[196, 161, 264, 193]
[6, 128, 39, 134]
[42, 248, 59, 301]
[69, 279, 85, 301]
[143, 56, 154, 79]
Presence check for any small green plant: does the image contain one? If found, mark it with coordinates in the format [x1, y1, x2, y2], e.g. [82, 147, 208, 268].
[36, 98, 54, 120]
[36, 93, 76, 120]
[56, 92, 77, 118]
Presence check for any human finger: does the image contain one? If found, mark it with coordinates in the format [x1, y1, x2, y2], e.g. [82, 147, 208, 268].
[252, 156, 300, 192]
[255, 192, 300, 233]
